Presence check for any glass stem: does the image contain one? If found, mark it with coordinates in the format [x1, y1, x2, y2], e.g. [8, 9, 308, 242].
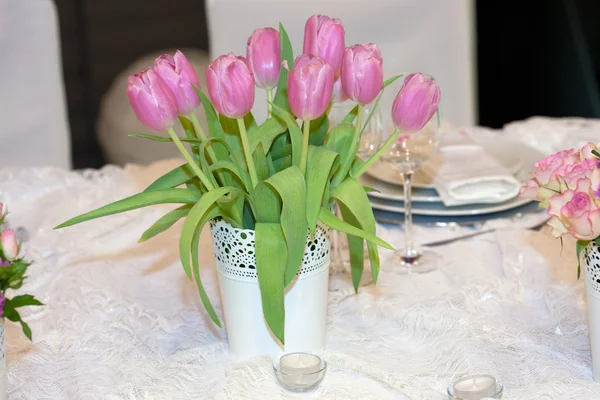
[401, 171, 416, 255]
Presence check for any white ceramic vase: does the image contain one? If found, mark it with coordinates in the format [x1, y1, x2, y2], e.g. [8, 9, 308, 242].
[210, 219, 330, 360]
[583, 242, 600, 381]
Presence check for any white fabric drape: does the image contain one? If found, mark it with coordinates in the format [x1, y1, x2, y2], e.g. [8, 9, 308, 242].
[0, 0, 71, 169]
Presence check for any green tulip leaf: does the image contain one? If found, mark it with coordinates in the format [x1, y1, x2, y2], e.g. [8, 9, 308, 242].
[308, 113, 329, 147]
[339, 203, 366, 292]
[255, 222, 287, 344]
[55, 188, 201, 229]
[331, 178, 382, 284]
[249, 116, 287, 153]
[273, 155, 292, 172]
[128, 133, 202, 144]
[3, 299, 32, 340]
[210, 160, 251, 191]
[306, 145, 338, 237]
[342, 105, 359, 124]
[318, 207, 392, 250]
[144, 163, 196, 192]
[273, 23, 294, 113]
[270, 103, 302, 168]
[139, 204, 192, 243]
[253, 143, 270, 182]
[191, 205, 223, 327]
[261, 166, 308, 285]
[180, 186, 237, 280]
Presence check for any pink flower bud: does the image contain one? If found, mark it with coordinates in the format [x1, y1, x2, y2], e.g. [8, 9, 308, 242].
[206, 53, 255, 119]
[391, 73, 441, 133]
[340, 43, 383, 105]
[153, 50, 201, 115]
[288, 54, 334, 120]
[303, 15, 346, 77]
[126, 69, 178, 131]
[1, 229, 18, 260]
[246, 28, 280, 89]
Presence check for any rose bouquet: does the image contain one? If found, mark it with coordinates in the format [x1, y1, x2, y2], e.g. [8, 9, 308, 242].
[521, 142, 600, 275]
[57, 15, 441, 343]
[0, 204, 43, 340]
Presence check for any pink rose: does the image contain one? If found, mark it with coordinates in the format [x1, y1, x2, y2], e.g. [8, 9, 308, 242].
[547, 178, 600, 240]
[533, 149, 580, 185]
[551, 159, 597, 188]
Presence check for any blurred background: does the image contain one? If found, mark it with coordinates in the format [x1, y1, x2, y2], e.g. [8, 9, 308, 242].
[1, 0, 599, 170]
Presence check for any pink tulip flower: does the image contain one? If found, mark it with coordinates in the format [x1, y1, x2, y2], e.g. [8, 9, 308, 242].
[126, 69, 178, 131]
[340, 43, 383, 105]
[288, 54, 334, 120]
[154, 50, 201, 115]
[1, 229, 18, 260]
[391, 73, 441, 133]
[206, 53, 255, 119]
[303, 15, 346, 77]
[246, 28, 280, 89]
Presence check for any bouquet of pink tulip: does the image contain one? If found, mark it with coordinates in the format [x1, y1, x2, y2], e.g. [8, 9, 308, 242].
[57, 15, 441, 342]
[521, 142, 600, 275]
[0, 204, 43, 340]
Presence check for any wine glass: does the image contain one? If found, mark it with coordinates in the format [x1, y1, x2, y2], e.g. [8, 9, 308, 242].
[380, 74, 442, 274]
[328, 102, 382, 275]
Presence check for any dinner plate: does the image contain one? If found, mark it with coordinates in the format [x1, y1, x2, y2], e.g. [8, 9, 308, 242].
[366, 135, 525, 189]
[368, 194, 532, 216]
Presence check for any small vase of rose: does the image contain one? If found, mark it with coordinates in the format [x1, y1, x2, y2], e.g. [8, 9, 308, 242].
[0, 204, 43, 398]
[521, 142, 600, 379]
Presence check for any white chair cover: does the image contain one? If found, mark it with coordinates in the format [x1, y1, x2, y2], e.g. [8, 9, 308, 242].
[0, 0, 71, 169]
[206, 0, 476, 127]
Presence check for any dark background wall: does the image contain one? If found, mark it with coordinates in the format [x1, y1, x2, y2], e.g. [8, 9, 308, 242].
[55, 0, 600, 169]
[55, 0, 210, 169]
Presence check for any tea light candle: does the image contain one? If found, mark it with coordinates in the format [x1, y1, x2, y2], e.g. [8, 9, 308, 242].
[279, 353, 321, 375]
[273, 352, 327, 392]
[449, 375, 503, 400]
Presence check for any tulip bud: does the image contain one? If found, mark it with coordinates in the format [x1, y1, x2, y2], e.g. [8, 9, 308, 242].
[246, 28, 280, 89]
[1, 229, 18, 260]
[331, 77, 348, 103]
[391, 73, 441, 133]
[303, 15, 345, 77]
[154, 50, 201, 115]
[206, 53, 255, 119]
[340, 43, 383, 105]
[288, 54, 334, 120]
[126, 69, 178, 131]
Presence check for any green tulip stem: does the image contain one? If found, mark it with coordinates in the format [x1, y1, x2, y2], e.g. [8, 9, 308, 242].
[333, 104, 363, 185]
[167, 127, 215, 191]
[300, 119, 311, 175]
[360, 92, 383, 135]
[353, 128, 402, 178]
[237, 118, 259, 188]
[189, 113, 219, 167]
[266, 88, 274, 119]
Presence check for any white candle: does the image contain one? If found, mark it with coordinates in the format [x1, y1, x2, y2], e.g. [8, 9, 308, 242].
[452, 375, 498, 400]
[279, 353, 321, 375]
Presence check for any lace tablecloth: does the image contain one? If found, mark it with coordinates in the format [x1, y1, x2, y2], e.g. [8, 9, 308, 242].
[2, 117, 600, 399]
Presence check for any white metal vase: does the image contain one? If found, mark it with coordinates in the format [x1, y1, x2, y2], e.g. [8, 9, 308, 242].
[583, 242, 600, 381]
[0, 319, 5, 400]
[210, 219, 331, 360]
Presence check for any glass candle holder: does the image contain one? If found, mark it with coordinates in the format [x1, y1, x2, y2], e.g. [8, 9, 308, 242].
[273, 352, 327, 392]
[447, 375, 503, 399]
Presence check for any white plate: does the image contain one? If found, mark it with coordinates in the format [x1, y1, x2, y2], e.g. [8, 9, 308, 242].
[366, 135, 525, 189]
[369, 195, 532, 216]
[363, 140, 546, 215]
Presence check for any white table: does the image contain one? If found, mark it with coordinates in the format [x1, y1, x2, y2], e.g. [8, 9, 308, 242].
[1, 117, 600, 399]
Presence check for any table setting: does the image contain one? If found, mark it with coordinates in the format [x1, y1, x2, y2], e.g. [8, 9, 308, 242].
[1, 12, 600, 400]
